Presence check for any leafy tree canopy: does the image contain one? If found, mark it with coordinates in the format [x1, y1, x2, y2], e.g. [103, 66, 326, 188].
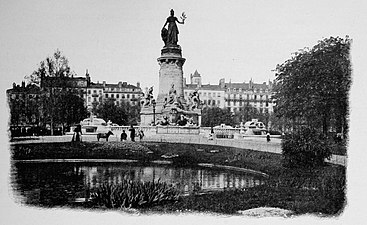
[273, 36, 351, 135]
[93, 99, 140, 126]
[25, 49, 75, 85]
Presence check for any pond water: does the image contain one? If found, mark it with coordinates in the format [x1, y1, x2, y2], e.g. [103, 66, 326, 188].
[10, 161, 267, 207]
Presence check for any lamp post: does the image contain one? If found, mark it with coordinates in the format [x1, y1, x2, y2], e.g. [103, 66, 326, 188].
[152, 99, 156, 126]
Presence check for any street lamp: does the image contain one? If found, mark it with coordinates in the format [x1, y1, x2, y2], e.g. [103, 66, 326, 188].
[152, 99, 156, 126]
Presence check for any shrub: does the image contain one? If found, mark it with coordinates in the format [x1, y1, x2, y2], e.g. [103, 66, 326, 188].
[89, 179, 179, 209]
[282, 127, 332, 168]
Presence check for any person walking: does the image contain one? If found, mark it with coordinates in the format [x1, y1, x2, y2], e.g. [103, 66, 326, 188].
[266, 132, 271, 142]
[138, 129, 144, 141]
[129, 125, 136, 142]
[209, 126, 214, 140]
[120, 130, 127, 141]
[72, 124, 82, 142]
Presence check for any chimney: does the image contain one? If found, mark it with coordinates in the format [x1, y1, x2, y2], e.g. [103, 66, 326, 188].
[103, 81, 106, 87]
[13, 82, 16, 89]
[123, 82, 127, 86]
[86, 69, 91, 85]
[219, 78, 225, 88]
[136, 82, 140, 88]
[118, 82, 122, 88]
[21, 81, 25, 88]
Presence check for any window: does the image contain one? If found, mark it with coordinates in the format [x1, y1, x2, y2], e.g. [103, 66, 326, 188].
[217, 100, 220, 105]
[213, 93, 216, 97]
[208, 93, 211, 97]
[204, 100, 207, 104]
[111, 94, 114, 98]
[88, 90, 91, 94]
[88, 97, 91, 102]
[93, 90, 97, 93]
[127, 94, 130, 98]
[111, 88, 114, 91]
[116, 94, 119, 98]
[105, 94, 108, 98]
[203, 92, 207, 96]
[93, 97, 97, 102]
[254, 95, 257, 100]
[132, 94, 135, 99]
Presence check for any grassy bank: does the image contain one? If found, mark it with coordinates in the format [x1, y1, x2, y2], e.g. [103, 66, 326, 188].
[11, 141, 345, 216]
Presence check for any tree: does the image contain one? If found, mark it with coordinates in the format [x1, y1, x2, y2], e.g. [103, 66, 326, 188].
[55, 90, 88, 129]
[273, 36, 351, 136]
[25, 50, 82, 135]
[201, 107, 234, 127]
[233, 104, 269, 126]
[93, 99, 141, 126]
[39, 89, 88, 133]
[25, 49, 74, 85]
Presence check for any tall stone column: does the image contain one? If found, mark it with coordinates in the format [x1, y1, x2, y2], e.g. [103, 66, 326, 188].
[156, 46, 186, 104]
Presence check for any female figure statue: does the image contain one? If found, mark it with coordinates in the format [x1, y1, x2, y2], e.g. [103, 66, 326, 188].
[162, 9, 186, 46]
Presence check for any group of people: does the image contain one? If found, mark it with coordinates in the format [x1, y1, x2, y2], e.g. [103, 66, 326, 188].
[71, 124, 145, 142]
[120, 125, 144, 142]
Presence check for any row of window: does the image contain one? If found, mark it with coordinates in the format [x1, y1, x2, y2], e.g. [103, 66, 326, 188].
[230, 107, 270, 113]
[227, 101, 271, 107]
[227, 94, 270, 100]
[184, 91, 223, 98]
[227, 88, 270, 93]
[88, 88, 137, 94]
[88, 89, 139, 95]
[202, 100, 220, 106]
[87, 97, 137, 105]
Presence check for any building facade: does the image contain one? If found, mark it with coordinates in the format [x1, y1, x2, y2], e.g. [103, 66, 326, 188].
[184, 70, 275, 113]
[184, 70, 226, 108]
[7, 71, 143, 134]
[40, 70, 143, 111]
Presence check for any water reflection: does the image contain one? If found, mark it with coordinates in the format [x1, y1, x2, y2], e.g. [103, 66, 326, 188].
[11, 162, 266, 207]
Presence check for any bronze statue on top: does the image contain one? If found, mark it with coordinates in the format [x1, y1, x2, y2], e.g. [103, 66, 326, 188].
[161, 9, 186, 46]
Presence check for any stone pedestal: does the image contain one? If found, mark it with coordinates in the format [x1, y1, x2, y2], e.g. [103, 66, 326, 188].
[140, 44, 202, 126]
[157, 46, 185, 104]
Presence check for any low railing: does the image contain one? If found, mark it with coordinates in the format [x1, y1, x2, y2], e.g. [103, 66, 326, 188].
[110, 126, 269, 138]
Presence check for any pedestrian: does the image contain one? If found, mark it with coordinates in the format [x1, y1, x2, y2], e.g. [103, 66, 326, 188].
[209, 126, 214, 140]
[129, 125, 136, 142]
[72, 124, 82, 142]
[266, 132, 271, 142]
[120, 130, 127, 141]
[138, 129, 144, 141]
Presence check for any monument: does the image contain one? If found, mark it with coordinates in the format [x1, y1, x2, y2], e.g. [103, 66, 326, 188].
[140, 9, 201, 126]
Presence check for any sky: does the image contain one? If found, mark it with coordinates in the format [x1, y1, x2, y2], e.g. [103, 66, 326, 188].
[1, 0, 367, 224]
[0, 0, 363, 91]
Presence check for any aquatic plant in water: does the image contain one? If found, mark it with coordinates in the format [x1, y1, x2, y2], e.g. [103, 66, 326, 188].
[89, 179, 180, 209]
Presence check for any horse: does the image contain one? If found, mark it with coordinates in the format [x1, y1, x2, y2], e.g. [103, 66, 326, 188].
[97, 131, 114, 142]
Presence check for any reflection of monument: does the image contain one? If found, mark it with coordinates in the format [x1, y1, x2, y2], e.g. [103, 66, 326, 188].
[140, 9, 201, 126]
